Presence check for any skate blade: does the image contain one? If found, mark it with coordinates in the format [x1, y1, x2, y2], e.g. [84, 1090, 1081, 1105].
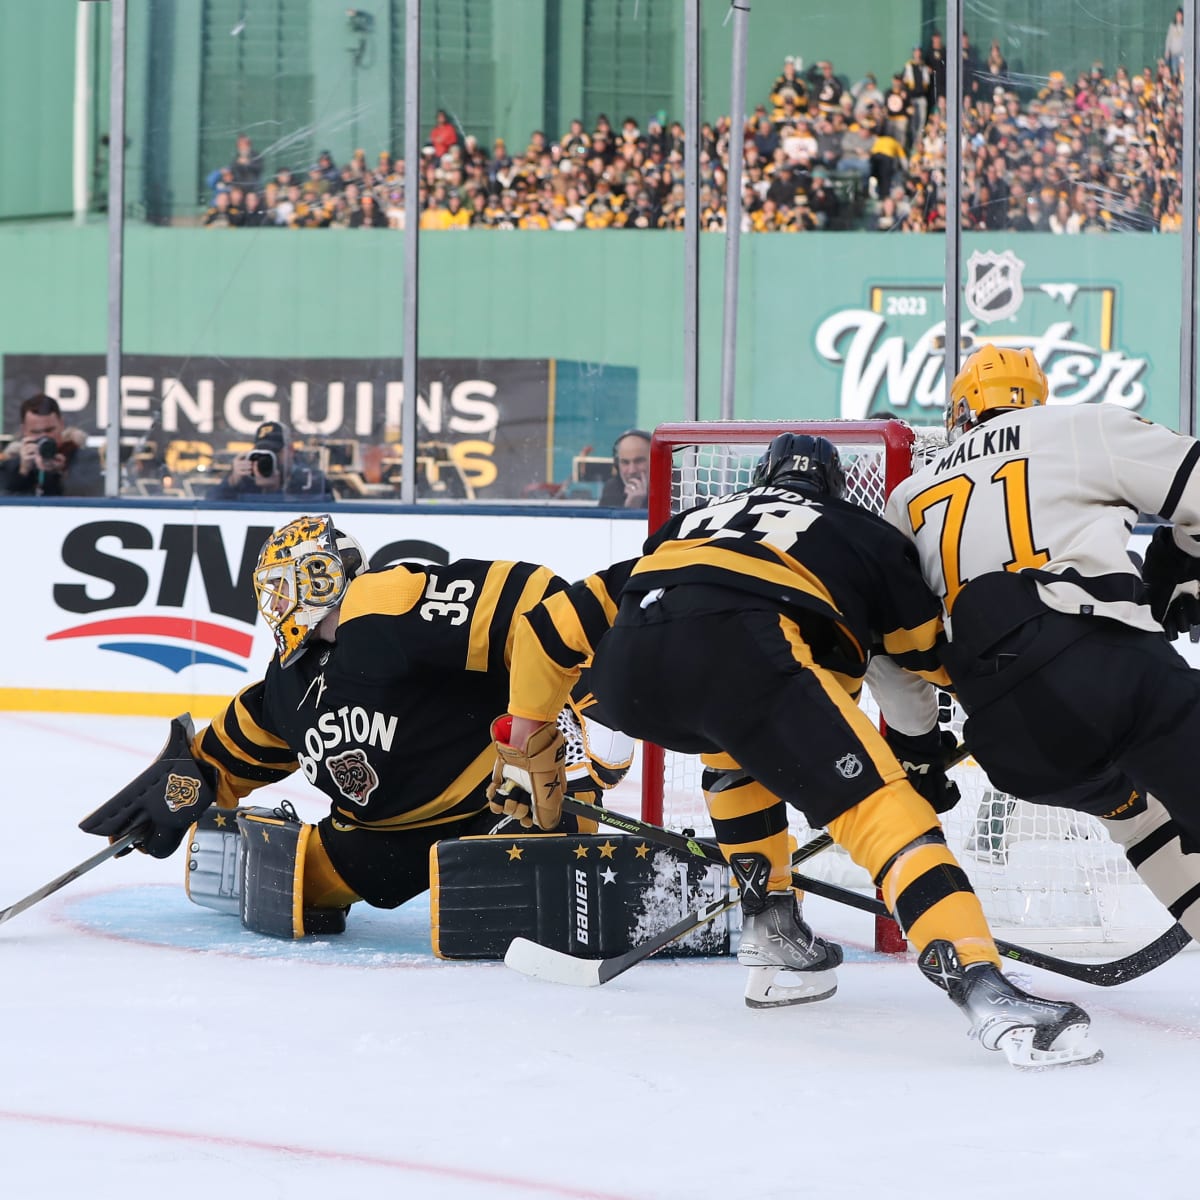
[744, 966, 838, 1009]
[997, 1023, 1104, 1070]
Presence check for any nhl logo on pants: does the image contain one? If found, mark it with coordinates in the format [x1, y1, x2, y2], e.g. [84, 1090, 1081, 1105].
[835, 753, 863, 779]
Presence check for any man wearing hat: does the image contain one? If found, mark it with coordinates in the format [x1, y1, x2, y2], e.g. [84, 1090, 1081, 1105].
[210, 420, 332, 502]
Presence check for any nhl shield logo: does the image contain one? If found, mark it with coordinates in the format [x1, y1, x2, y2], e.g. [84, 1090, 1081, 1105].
[835, 753, 863, 780]
[965, 250, 1025, 324]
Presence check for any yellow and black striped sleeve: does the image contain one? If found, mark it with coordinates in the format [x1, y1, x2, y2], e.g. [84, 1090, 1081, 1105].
[337, 560, 566, 678]
[879, 613, 950, 686]
[877, 540, 951, 687]
[509, 560, 635, 722]
[193, 681, 300, 809]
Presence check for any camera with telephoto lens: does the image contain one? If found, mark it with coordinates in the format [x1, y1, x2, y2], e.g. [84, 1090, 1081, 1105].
[36, 436, 59, 461]
[249, 450, 277, 477]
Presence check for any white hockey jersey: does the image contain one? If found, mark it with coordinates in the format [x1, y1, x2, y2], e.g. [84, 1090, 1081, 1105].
[884, 403, 1200, 636]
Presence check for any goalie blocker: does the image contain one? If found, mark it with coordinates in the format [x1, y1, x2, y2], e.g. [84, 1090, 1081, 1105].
[430, 833, 734, 960]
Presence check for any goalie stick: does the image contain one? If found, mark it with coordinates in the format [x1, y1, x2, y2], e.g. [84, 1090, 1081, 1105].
[556, 795, 1193, 987]
[506, 829, 836, 986]
[0, 829, 144, 929]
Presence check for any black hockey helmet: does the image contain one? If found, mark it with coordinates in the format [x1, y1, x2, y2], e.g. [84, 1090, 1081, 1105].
[751, 433, 846, 500]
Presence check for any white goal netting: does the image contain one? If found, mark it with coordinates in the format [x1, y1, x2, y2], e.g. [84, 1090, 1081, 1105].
[643, 420, 1170, 955]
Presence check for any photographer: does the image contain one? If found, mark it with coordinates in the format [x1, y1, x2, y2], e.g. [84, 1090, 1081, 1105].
[209, 420, 332, 503]
[598, 428, 650, 509]
[1, 393, 103, 497]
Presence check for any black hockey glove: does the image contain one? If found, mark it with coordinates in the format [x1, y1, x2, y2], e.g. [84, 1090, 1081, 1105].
[79, 715, 217, 859]
[1143, 525, 1200, 642]
[885, 727, 962, 815]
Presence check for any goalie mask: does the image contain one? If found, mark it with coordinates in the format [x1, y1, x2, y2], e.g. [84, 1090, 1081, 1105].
[751, 433, 846, 500]
[253, 515, 366, 668]
[946, 343, 1047, 442]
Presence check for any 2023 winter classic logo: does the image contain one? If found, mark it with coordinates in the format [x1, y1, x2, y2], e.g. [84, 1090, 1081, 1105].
[814, 248, 1149, 419]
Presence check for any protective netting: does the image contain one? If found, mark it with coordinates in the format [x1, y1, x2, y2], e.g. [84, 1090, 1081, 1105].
[647, 422, 1168, 954]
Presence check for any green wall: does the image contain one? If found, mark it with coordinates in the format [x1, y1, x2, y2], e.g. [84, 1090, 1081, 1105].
[0, 221, 1182, 431]
[0, 4, 78, 218]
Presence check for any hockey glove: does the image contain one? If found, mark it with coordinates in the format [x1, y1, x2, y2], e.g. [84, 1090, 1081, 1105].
[79, 714, 218, 858]
[487, 715, 568, 830]
[885, 726, 962, 815]
[1143, 525, 1200, 642]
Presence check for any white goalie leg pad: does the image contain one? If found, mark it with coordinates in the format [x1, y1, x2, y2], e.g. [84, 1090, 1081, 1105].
[1102, 792, 1200, 941]
[184, 808, 243, 916]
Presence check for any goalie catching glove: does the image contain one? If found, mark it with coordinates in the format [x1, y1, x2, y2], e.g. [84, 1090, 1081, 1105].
[885, 726, 961, 815]
[79, 714, 217, 858]
[1142, 525, 1200, 642]
[487, 714, 568, 830]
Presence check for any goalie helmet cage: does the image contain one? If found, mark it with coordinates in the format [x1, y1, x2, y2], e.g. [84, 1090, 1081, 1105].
[641, 419, 1170, 958]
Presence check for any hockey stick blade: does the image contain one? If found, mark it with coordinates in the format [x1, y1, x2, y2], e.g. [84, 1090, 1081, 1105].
[0, 829, 143, 929]
[996, 921, 1191, 986]
[562, 796, 1192, 987]
[506, 894, 738, 987]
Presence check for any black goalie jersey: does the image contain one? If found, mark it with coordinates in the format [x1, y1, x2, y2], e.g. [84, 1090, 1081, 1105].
[195, 559, 566, 832]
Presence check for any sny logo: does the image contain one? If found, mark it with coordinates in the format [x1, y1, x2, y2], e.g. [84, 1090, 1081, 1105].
[48, 521, 273, 674]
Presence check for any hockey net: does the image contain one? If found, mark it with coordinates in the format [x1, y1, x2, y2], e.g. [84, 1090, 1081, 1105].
[642, 419, 1170, 956]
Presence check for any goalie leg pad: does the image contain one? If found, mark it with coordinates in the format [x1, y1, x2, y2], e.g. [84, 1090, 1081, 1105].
[184, 808, 243, 916]
[1102, 791, 1200, 941]
[430, 834, 732, 960]
[238, 808, 348, 939]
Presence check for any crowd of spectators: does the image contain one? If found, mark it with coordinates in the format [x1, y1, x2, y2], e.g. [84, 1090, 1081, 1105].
[203, 18, 1189, 237]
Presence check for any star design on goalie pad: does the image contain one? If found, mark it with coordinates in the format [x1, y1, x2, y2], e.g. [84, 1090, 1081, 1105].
[573, 844, 590, 859]
[600, 867, 618, 884]
[634, 843, 650, 858]
[261, 829, 270, 842]
[506, 844, 524, 862]
[214, 812, 229, 827]
[598, 841, 617, 859]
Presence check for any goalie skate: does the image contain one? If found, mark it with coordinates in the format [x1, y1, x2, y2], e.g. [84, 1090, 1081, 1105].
[919, 940, 1103, 1069]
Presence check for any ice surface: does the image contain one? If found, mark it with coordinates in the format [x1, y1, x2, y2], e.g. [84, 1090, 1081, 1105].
[2, 713, 1198, 1200]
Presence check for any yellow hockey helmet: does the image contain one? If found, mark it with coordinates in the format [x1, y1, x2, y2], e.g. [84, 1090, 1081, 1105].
[253, 515, 366, 668]
[946, 344, 1048, 442]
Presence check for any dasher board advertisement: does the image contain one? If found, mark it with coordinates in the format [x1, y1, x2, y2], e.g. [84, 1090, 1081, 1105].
[3, 505, 645, 717]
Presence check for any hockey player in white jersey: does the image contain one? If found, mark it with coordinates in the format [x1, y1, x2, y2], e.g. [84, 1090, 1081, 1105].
[887, 342, 1200, 955]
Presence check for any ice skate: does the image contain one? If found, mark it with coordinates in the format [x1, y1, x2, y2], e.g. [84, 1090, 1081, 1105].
[919, 940, 1103, 1069]
[731, 852, 842, 1009]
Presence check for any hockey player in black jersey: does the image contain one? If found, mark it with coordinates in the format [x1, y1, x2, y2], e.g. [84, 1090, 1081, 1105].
[491, 434, 1100, 1068]
[79, 515, 630, 939]
[887, 342, 1200, 952]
